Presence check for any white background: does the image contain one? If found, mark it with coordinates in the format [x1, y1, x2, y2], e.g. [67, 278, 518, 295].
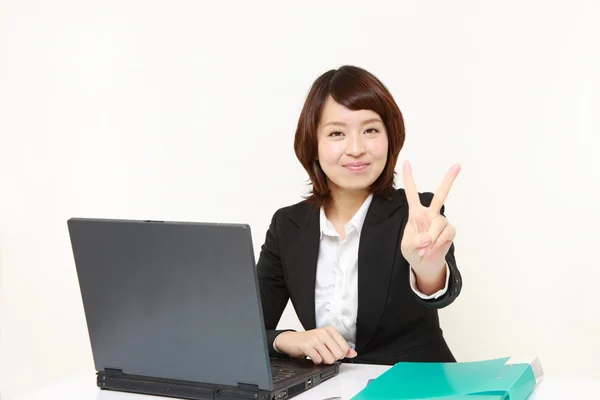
[1, 1, 599, 399]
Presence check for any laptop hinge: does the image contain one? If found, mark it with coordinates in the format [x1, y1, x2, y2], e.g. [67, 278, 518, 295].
[237, 382, 259, 391]
[103, 368, 124, 376]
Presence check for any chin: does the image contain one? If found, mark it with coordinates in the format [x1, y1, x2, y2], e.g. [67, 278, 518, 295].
[332, 178, 376, 192]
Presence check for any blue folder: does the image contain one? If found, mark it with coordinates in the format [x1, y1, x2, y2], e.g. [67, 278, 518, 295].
[351, 356, 543, 400]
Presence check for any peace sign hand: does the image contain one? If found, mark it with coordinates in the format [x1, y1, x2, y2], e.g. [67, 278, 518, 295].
[400, 161, 461, 285]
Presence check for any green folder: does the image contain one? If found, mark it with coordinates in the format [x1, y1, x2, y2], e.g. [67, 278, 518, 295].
[351, 357, 543, 400]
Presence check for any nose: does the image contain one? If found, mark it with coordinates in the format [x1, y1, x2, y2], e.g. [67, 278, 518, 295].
[346, 132, 366, 157]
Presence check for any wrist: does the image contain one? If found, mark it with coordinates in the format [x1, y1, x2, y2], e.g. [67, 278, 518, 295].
[274, 331, 295, 353]
[411, 262, 447, 295]
[411, 261, 445, 278]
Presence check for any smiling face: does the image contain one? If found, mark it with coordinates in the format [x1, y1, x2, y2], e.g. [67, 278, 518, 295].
[316, 95, 389, 196]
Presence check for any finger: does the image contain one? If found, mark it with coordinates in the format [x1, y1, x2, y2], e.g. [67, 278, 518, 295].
[412, 232, 432, 252]
[427, 216, 448, 246]
[436, 240, 453, 258]
[315, 343, 336, 365]
[323, 335, 345, 360]
[325, 340, 345, 360]
[402, 161, 421, 209]
[430, 163, 461, 214]
[433, 224, 456, 250]
[406, 232, 432, 257]
[346, 348, 358, 358]
[324, 326, 350, 358]
[305, 347, 323, 364]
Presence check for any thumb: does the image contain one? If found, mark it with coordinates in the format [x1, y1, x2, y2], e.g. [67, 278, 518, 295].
[346, 348, 358, 358]
[401, 230, 431, 253]
[410, 232, 431, 253]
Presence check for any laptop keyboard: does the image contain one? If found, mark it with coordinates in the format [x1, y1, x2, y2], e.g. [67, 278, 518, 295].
[271, 365, 308, 384]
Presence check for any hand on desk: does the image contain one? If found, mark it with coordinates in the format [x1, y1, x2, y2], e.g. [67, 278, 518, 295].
[274, 326, 357, 364]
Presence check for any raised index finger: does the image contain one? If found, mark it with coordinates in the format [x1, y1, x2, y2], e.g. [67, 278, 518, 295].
[430, 163, 461, 213]
[402, 161, 421, 208]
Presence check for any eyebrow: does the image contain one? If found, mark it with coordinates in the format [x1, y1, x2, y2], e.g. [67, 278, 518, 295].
[323, 118, 383, 128]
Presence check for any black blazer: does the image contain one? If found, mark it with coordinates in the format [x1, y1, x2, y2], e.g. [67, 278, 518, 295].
[256, 188, 462, 365]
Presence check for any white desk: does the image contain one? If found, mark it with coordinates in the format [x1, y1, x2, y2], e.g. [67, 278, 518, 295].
[14, 364, 600, 400]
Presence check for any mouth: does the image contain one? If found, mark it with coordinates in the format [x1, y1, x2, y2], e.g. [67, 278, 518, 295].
[343, 162, 370, 172]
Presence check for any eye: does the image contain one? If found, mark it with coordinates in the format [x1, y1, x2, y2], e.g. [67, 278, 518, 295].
[365, 128, 379, 134]
[328, 131, 344, 137]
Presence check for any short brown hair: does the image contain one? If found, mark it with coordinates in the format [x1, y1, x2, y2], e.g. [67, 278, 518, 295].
[294, 65, 406, 206]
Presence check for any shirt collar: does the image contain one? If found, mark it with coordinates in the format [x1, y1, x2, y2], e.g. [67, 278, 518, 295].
[319, 193, 374, 239]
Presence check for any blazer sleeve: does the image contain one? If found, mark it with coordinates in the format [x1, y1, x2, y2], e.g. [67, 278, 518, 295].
[412, 192, 463, 309]
[256, 209, 295, 357]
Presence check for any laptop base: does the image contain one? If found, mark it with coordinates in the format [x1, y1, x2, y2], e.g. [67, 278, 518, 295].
[97, 360, 340, 400]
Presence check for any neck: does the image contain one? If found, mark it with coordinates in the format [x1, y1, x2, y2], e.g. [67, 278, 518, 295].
[325, 187, 370, 223]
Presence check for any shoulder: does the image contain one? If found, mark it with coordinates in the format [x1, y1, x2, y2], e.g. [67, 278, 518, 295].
[393, 188, 446, 213]
[273, 198, 314, 217]
[393, 188, 436, 206]
[268, 198, 318, 228]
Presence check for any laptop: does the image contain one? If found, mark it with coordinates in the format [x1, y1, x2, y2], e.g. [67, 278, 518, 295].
[67, 217, 340, 400]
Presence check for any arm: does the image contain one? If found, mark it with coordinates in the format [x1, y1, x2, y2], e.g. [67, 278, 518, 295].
[409, 262, 450, 299]
[256, 209, 294, 357]
[411, 242, 462, 308]
[410, 194, 462, 308]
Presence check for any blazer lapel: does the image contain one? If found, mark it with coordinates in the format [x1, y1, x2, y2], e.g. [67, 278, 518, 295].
[285, 202, 320, 330]
[355, 191, 405, 354]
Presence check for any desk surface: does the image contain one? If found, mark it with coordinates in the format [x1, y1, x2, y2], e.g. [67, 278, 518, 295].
[14, 364, 600, 400]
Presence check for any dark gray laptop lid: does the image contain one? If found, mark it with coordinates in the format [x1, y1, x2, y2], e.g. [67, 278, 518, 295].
[67, 218, 273, 390]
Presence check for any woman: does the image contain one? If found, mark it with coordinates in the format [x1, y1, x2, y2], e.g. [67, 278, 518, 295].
[256, 65, 462, 366]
